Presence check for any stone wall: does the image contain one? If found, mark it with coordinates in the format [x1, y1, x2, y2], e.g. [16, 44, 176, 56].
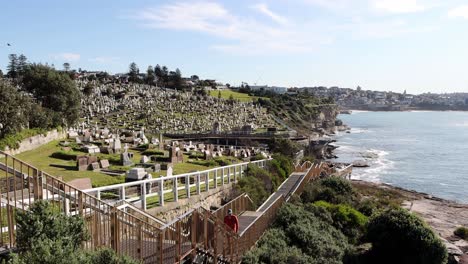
[148, 183, 236, 222]
[4, 129, 66, 156]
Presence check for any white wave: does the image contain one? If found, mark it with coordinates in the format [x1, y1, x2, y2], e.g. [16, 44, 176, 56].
[351, 149, 394, 182]
[453, 122, 468, 127]
[350, 128, 372, 134]
[350, 110, 370, 114]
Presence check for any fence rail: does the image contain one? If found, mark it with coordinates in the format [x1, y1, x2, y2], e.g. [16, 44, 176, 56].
[1, 150, 327, 263]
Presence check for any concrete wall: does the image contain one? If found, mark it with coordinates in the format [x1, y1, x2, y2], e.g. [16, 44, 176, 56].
[4, 129, 67, 156]
[148, 183, 236, 222]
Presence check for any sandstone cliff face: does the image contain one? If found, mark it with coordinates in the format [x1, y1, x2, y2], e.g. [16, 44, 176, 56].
[313, 105, 339, 134]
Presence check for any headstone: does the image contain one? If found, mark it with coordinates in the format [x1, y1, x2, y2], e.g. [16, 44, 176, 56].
[153, 163, 161, 173]
[120, 152, 133, 166]
[126, 168, 146, 181]
[140, 155, 150, 163]
[100, 159, 110, 169]
[76, 156, 88, 171]
[167, 166, 173, 177]
[90, 162, 100, 171]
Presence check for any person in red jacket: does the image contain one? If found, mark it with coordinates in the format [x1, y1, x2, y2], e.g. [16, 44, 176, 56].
[224, 209, 239, 233]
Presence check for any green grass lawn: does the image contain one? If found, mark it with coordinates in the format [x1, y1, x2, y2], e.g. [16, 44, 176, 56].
[209, 89, 266, 102]
[9, 140, 242, 188]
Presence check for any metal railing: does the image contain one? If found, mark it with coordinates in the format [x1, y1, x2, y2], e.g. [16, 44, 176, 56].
[82, 159, 269, 210]
[1, 150, 326, 263]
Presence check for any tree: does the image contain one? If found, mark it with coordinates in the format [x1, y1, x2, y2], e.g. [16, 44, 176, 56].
[17, 54, 28, 75]
[0, 81, 31, 138]
[10, 200, 139, 264]
[83, 82, 94, 96]
[22, 64, 81, 127]
[7, 54, 18, 78]
[63, 62, 71, 72]
[367, 208, 448, 264]
[128, 62, 139, 83]
[218, 90, 222, 99]
[161, 65, 169, 87]
[146, 65, 155, 85]
[0, 69, 3, 78]
[154, 64, 162, 86]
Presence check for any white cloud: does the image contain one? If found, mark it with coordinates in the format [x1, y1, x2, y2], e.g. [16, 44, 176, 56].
[251, 3, 288, 25]
[89, 56, 120, 64]
[371, 0, 427, 13]
[341, 18, 438, 38]
[54, 52, 80, 61]
[448, 5, 468, 19]
[135, 1, 329, 54]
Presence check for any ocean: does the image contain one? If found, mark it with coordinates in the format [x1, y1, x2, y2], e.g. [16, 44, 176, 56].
[333, 111, 468, 203]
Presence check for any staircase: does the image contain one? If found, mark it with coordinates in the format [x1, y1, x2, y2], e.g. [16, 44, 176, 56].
[0, 151, 324, 263]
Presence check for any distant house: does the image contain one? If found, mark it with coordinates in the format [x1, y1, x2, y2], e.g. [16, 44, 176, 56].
[250, 85, 288, 94]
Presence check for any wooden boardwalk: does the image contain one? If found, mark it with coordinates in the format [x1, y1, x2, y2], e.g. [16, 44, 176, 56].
[237, 172, 306, 233]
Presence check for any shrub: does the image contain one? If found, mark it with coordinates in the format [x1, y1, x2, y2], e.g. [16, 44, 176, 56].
[314, 201, 368, 243]
[454, 226, 468, 240]
[236, 176, 269, 208]
[367, 208, 448, 264]
[301, 176, 356, 205]
[275, 203, 349, 263]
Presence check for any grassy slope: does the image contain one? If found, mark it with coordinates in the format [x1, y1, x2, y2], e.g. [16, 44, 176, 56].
[10, 140, 242, 188]
[208, 89, 265, 102]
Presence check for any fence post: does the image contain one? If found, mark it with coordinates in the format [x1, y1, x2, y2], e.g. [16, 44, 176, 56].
[186, 175, 191, 199]
[173, 179, 179, 202]
[221, 168, 225, 185]
[205, 172, 210, 192]
[159, 179, 164, 206]
[214, 170, 218, 188]
[141, 182, 147, 210]
[120, 186, 126, 200]
[196, 173, 201, 195]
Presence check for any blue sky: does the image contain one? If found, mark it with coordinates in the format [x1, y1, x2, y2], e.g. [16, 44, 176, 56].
[1, 0, 468, 94]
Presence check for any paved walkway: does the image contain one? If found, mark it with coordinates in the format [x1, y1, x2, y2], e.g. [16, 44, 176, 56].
[237, 171, 307, 233]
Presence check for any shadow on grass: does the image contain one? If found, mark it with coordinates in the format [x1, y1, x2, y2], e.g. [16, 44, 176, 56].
[49, 164, 76, 171]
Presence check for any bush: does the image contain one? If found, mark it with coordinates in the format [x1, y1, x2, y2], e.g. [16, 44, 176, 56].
[236, 176, 269, 208]
[274, 203, 349, 263]
[10, 200, 139, 264]
[302, 176, 356, 205]
[0, 128, 47, 150]
[314, 201, 368, 243]
[454, 226, 468, 240]
[367, 208, 448, 264]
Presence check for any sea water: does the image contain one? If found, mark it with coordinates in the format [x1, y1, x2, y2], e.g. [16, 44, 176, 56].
[333, 111, 468, 203]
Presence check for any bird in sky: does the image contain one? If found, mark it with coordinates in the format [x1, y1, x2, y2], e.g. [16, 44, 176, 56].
[7, 43, 11, 46]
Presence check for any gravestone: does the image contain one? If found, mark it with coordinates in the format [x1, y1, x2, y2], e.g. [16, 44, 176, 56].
[167, 166, 173, 177]
[100, 159, 110, 169]
[153, 163, 161, 173]
[126, 168, 146, 181]
[140, 155, 150, 163]
[90, 162, 100, 171]
[76, 156, 89, 171]
[120, 152, 133, 166]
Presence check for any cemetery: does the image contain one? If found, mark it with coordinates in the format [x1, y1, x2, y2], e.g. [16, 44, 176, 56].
[78, 81, 283, 135]
[12, 125, 270, 189]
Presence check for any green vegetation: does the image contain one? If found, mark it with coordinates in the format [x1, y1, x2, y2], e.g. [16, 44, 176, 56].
[367, 208, 448, 264]
[301, 176, 356, 205]
[0, 128, 47, 151]
[8, 200, 139, 264]
[1, 59, 81, 146]
[454, 226, 468, 240]
[208, 89, 265, 102]
[244, 176, 448, 264]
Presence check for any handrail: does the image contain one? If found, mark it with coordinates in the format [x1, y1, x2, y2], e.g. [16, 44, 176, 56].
[82, 159, 269, 193]
[239, 194, 284, 237]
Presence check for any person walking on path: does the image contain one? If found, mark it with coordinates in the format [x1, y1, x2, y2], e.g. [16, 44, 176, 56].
[224, 209, 239, 233]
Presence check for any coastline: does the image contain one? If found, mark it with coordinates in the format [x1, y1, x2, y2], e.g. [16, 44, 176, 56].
[352, 180, 468, 259]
